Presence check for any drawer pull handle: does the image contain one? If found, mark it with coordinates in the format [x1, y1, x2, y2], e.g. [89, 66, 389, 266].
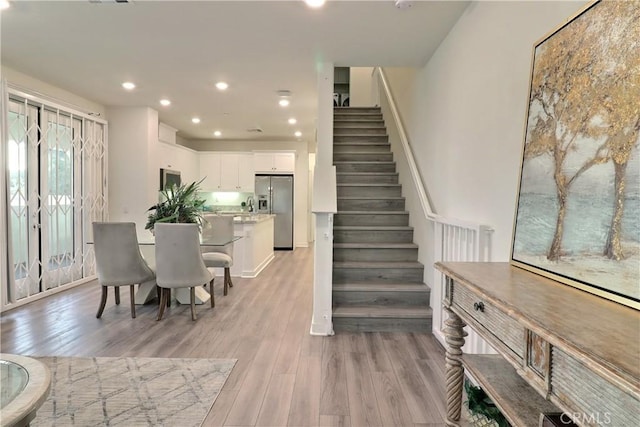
[473, 302, 485, 312]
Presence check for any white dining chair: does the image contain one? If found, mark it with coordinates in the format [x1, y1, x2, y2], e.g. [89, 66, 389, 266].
[154, 223, 216, 321]
[92, 222, 156, 319]
[201, 215, 235, 296]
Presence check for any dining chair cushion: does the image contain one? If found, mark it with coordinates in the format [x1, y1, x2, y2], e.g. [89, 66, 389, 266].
[202, 252, 233, 268]
[154, 223, 214, 289]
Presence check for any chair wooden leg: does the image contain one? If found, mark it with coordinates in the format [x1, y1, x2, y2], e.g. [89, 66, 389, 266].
[114, 286, 121, 305]
[130, 285, 136, 318]
[227, 268, 233, 288]
[210, 278, 215, 308]
[96, 286, 108, 318]
[157, 288, 168, 321]
[190, 287, 197, 321]
[223, 272, 228, 296]
[166, 288, 171, 307]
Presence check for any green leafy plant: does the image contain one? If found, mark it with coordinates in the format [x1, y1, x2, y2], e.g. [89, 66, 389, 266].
[145, 179, 206, 232]
[465, 380, 510, 427]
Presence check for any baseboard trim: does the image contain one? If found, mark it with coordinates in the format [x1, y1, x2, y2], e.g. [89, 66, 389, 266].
[241, 253, 275, 278]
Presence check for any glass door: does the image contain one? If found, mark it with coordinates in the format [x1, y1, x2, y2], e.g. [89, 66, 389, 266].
[6, 97, 89, 301]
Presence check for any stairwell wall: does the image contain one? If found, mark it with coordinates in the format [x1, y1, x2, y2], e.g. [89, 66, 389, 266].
[382, 1, 585, 270]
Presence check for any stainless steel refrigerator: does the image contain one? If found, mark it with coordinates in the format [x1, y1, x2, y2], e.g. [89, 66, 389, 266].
[255, 175, 293, 250]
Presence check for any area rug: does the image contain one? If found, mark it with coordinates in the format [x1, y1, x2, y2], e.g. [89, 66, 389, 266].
[32, 356, 236, 427]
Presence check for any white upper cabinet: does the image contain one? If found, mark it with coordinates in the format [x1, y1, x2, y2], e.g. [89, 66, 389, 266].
[199, 152, 255, 192]
[199, 153, 222, 191]
[220, 153, 254, 192]
[254, 152, 295, 173]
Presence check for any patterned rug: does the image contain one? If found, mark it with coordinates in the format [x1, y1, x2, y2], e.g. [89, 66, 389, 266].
[32, 356, 236, 427]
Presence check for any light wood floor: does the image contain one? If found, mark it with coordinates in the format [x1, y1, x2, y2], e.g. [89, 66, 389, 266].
[0, 248, 447, 426]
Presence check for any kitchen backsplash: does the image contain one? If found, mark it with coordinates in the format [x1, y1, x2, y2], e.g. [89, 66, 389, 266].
[199, 191, 255, 212]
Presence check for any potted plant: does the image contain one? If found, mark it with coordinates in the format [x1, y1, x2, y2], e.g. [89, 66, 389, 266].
[145, 179, 206, 233]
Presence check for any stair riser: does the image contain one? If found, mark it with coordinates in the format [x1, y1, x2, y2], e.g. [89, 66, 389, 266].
[332, 317, 431, 333]
[333, 229, 413, 243]
[334, 213, 409, 226]
[333, 267, 423, 283]
[333, 290, 429, 306]
[334, 152, 393, 162]
[334, 128, 387, 136]
[337, 186, 402, 197]
[333, 144, 390, 153]
[335, 107, 381, 114]
[333, 247, 418, 262]
[334, 135, 389, 143]
[334, 162, 396, 173]
[336, 174, 398, 184]
[334, 121, 385, 128]
[337, 198, 405, 211]
[334, 114, 383, 121]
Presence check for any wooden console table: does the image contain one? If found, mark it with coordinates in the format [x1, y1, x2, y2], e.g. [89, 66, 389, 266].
[435, 262, 639, 427]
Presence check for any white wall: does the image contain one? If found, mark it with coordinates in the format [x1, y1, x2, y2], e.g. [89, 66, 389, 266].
[184, 139, 310, 248]
[349, 67, 374, 107]
[106, 107, 159, 237]
[384, 1, 586, 266]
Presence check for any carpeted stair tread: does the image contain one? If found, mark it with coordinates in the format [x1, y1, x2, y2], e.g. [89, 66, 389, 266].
[337, 183, 401, 187]
[333, 305, 432, 319]
[335, 210, 408, 214]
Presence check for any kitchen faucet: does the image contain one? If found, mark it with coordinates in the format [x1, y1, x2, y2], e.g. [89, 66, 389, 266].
[246, 196, 255, 213]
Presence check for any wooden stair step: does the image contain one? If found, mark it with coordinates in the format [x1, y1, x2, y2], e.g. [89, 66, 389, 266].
[333, 282, 428, 292]
[333, 225, 412, 231]
[333, 305, 432, 319]
[333, 261, 423, 269]
[334, 242, 418, 249]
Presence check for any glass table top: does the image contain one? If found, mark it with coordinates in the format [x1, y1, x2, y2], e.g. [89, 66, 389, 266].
[0, 360, 28, 409]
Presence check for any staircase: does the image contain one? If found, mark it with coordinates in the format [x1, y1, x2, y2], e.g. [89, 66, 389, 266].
[332, 106, 432, 332]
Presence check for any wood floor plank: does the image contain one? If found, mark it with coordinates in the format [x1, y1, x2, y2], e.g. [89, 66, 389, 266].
[288, 356, 322, 427]
[255, 374, 296, 427]
[382, 334, 445, 424]
[371, 370, 415, 426]
[344, 351, 383, 426]
[224, 338, 282, 426]
[319, 415, 351, 427]
[319, 338, 349, 416]
[0, 248, 449, 427]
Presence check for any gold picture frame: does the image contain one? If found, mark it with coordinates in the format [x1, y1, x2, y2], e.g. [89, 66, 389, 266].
[511, 0, 640, 310]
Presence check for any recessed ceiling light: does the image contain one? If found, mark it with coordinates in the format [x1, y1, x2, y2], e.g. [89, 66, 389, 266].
[294, 131, 302, 137]
[215, 82, 229, 90]
[159, 99, 171, 106]
[0, 0, 10, 10]
[122, 82, 136, 90]
[288, 118, 297, 125]
[214, 131, 222, 137]
[192, 117, 201, 124]
[279, 99, 290, 107]
[305, 0, 326, 8]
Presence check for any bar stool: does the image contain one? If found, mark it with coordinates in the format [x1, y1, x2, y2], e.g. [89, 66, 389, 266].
[201, 215, 235, 296]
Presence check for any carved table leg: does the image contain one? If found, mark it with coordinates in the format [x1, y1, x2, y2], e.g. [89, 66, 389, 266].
[444, 305, 467, 427]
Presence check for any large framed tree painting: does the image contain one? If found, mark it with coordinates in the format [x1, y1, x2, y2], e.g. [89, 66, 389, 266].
[512, 0, 640, 309]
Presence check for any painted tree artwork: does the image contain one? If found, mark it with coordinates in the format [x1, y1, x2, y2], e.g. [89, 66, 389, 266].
[512, 0, 640, 308]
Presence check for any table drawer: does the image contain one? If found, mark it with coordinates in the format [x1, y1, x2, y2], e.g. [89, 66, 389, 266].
[452, 283, 524, 359]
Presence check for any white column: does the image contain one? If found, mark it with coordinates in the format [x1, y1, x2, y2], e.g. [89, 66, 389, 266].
[310, 62, 336, 336]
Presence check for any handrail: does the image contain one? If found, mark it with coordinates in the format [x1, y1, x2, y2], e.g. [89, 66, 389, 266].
[375, 67, 437, 220]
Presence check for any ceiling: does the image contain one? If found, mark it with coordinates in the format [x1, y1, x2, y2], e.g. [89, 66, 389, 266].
[1, 0, 468, 142]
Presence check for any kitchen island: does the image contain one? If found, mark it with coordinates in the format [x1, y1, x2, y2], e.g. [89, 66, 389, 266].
[228, 214, 275, 278]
